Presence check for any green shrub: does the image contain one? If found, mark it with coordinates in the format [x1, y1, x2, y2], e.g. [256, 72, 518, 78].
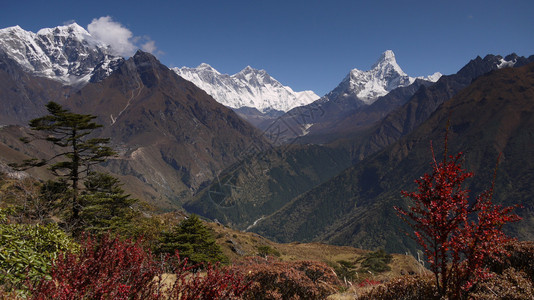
[333, 260, 357, 281]
[256, 245, 281, 258]
[0, 208, 77, 292]
[358, 249, 392, 274]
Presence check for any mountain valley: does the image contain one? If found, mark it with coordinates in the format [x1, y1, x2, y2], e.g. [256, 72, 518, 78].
[252, 61, 534, 254]
[0, 22, 533, 262]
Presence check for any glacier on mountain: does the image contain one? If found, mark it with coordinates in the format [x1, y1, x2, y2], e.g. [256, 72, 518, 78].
[173, 64, 320, 113]
[0, 23, 122, 86]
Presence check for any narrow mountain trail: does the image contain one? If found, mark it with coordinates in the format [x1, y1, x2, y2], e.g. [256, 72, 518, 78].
[111, 76, 144, 125]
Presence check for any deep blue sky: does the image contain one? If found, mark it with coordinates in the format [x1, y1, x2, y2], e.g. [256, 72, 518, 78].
[2, 0, 534, 95]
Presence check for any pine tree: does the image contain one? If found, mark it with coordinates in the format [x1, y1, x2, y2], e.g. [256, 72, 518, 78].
[79, 172, 138, 235]
[12, 102, 115, 226]
[156, 214, 228, 266]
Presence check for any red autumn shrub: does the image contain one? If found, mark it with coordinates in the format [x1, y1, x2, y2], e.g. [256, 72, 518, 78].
[358, 275, 438, 300]
[361, 270, 534, 300]
[486, 240, 534, 282]
[395, 141, 521, 299]
[167, 259, 250, 300]
[232, 257, 340, 300]
[357, 278, 381, 288]
[30, 234, 163, 300]
[470, 268, 534, 300]
[29, 233, 250, 300]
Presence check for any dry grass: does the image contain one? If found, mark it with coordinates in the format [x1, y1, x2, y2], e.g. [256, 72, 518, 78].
[205, 220, 431, 299]
[327, 284, 377, 300]
[207, 221, 428, 291]
[207, 221, 369, 265]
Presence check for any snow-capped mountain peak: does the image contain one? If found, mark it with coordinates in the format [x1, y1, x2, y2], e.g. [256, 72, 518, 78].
[197, 62, 217, 70]
[370, 50, 404, 74]
[173, 65, 319, 113]
[326, 50, 441, 105]
[0, 23, 122, 86]
[233, 66, 274, 86]
[240, 65, 255, 73]
[36, 23, 90, 38]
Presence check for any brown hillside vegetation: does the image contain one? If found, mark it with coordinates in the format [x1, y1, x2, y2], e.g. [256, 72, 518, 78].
[206, 221, 427, 282]
[151, 210, 426, 281]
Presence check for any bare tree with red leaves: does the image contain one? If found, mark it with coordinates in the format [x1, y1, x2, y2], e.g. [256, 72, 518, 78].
[395, 139, 521, 299]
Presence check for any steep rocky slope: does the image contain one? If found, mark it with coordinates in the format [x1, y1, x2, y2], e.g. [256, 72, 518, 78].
[347, 54, 534, 161]
[0, 51, 268, 209]
[0, 49, 65, 126]
[251, 62, 534, 253]
[184, 144, 352, 230]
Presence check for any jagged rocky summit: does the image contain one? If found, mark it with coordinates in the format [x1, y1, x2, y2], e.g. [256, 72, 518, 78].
[0, 23, 123, 86]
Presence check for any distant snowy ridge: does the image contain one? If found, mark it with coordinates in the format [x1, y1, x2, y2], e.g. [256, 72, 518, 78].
[326, 50, 442, 105]
[497, 57, 517, 69]
[0, 23, 122, 86]
[416, 72, 442, 82]
[173, 64, 319, 113]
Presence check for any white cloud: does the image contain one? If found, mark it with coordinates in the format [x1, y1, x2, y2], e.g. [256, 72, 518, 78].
[63, 20, 76, 26]
[141, 40, 156, 53]
[87, 16, 158, 57]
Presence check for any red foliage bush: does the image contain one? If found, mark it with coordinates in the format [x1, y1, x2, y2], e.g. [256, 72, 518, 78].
[395, 141, 521, 298]
[487, 240, 534, 282]
[470, 268, 534, 300]
[30, 234, 162, 299]
[29, 234, 249, 299]
[360, 240, 534, 299]
[232, 257, 340, 299]
[357, 278, 381, 287]
[168, 260, 250, 300]
[358, 275, 438, 300]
